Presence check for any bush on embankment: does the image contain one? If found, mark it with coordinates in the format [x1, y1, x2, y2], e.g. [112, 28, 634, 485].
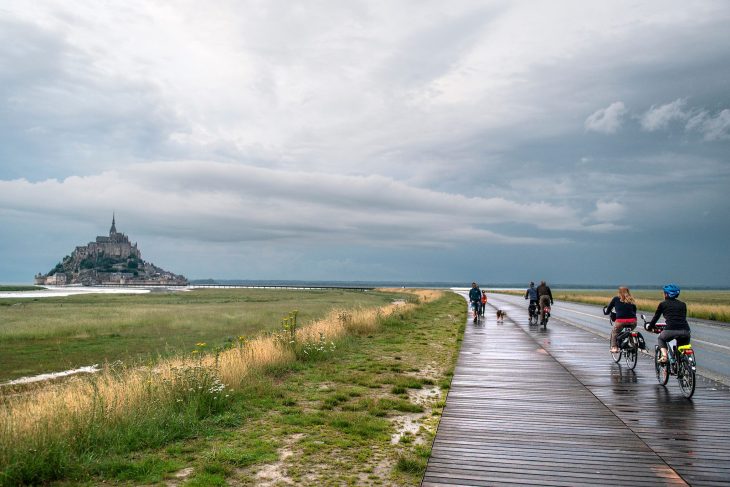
[0, 295, 427, 486]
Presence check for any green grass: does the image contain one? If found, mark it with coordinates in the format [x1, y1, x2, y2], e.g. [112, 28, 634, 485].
[0, 291, 465, 486]
[0, 289, 404, 381]
[0, 285, 43, 291]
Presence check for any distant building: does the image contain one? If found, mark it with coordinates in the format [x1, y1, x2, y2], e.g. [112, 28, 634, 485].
[35, 215, 188, 286]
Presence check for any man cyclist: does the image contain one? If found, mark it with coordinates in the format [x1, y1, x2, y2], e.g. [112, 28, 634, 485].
[524, 282, 538, 319]
[469, 282, 482, 322]
[646, 284, 690, 364]
[536, 280, 553, 323]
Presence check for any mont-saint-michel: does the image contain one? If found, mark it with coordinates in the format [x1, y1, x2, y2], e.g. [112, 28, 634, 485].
[34, 215, 188, 286]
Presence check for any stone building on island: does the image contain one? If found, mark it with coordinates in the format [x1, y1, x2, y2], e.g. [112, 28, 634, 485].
[35, 215, 188, 286]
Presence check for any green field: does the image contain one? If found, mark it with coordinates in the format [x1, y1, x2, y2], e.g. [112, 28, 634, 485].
[0, 288, 406, 382]
[491, 289, 730, 322]
[0, 290, 465, 485]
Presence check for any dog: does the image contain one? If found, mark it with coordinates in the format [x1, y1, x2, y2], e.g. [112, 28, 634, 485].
[496, 310, 506, 323]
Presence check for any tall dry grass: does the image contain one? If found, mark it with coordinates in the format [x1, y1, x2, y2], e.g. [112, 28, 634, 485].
[0, 291, 436, 484]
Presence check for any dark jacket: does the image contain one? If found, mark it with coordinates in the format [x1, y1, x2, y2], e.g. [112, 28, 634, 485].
[604, 296, 637, 320]
[536, 284, 553, 303]
[469, 287, 481, 302]
[650, 298, 690, 331]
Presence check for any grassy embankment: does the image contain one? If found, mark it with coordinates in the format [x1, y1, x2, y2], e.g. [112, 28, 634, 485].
[491, 289, 730, 323]
[0, 289, 400, 382]
[0, 289, 465, 486]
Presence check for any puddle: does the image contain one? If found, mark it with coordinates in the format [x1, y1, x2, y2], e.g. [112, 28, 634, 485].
[1, 364, 101, 387]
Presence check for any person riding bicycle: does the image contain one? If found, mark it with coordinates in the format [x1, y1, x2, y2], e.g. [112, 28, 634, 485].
[536, 281, 553, 322]
[604, 286, 637, 353]
[468, 282, 482, 318]
[524, 282, 538, 318]
[646, 284, 690, 364]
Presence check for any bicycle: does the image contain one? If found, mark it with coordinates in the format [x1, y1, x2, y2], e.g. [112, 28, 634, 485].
[540, 304, 550, 328]
[528, 301, 539, 325]
[605, 307, 644, 370]
[641, 315, 696, 399]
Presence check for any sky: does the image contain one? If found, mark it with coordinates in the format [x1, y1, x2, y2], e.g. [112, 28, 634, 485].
[1, 0, 729, 286]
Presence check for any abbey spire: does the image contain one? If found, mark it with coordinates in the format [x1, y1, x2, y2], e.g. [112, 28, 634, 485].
[110, 213, 117, 235]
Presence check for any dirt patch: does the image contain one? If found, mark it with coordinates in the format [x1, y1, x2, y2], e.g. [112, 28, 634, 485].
[404, 362, 441, 382]
[408, 384, 441, 407]
[165, 466, 194, 486]
[251, 433, 304, 486]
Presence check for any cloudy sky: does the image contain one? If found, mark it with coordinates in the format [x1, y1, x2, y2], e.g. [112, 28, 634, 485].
[1, 0, 729, 286]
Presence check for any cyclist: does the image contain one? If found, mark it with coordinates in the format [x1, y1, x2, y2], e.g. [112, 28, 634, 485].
[524, 282, 538, 318]
[468, 282, 482, 320]
[603, 286, 637, 353]
[536, 280, 553, 322]
[646, 284, 690, 363]
[480, 290, 487, 317]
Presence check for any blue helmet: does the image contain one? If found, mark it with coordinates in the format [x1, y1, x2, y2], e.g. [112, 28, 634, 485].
[663, 283, 680, 298]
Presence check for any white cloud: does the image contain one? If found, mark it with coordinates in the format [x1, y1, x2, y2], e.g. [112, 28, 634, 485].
[640, 98, 688, 131]
[686, 108, 730, 141]
[584, 102, 627, 134]
[590, 201, 626, 222]
[0, 161, 626, 249]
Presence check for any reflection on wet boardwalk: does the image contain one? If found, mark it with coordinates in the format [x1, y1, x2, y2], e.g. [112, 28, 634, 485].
[423, 294, 730, 486]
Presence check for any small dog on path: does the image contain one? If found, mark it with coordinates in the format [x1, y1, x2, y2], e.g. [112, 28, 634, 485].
[496, 310, 506, 323]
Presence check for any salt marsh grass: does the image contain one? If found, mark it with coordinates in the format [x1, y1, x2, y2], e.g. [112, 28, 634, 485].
[0, 290, 430, 485]
[0, 288, 400, 381]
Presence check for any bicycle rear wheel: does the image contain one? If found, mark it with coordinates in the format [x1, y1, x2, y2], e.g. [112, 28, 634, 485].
[624, 348, 638, 370]
[655, 347, 669, 385]
[678, 357, 696, 399]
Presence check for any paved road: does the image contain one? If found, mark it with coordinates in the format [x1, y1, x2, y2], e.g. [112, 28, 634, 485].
[489, 293, 730, 385]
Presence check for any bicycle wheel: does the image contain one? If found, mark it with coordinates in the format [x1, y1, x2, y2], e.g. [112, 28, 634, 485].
[611, 347, 622, 363]
[678, 357, 696, 399]
[624, 347, 638, 370]
[655, 347, 669, 385]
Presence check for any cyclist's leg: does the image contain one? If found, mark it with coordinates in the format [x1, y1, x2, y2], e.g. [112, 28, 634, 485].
[610, 322, 622, 351]
[658, 329, 688, 362]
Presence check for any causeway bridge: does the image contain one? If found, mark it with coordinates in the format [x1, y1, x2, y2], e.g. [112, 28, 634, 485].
[423, 292, 730, 486]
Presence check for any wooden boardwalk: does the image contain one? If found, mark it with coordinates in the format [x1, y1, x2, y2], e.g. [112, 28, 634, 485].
[423, 293, 730, 486]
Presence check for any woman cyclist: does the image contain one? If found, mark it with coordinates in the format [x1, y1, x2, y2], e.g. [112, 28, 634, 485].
[646, 284, 690, 363]
[603, 286, 637, 353]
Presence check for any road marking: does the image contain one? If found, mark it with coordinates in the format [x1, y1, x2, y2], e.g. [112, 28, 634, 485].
[692, 339, 730, 352]
[554, 306, 606, 320]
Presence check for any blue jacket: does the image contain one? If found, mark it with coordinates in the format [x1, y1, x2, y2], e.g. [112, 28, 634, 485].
[469, 287, 481, 302]
[525, 287, 538, 301]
